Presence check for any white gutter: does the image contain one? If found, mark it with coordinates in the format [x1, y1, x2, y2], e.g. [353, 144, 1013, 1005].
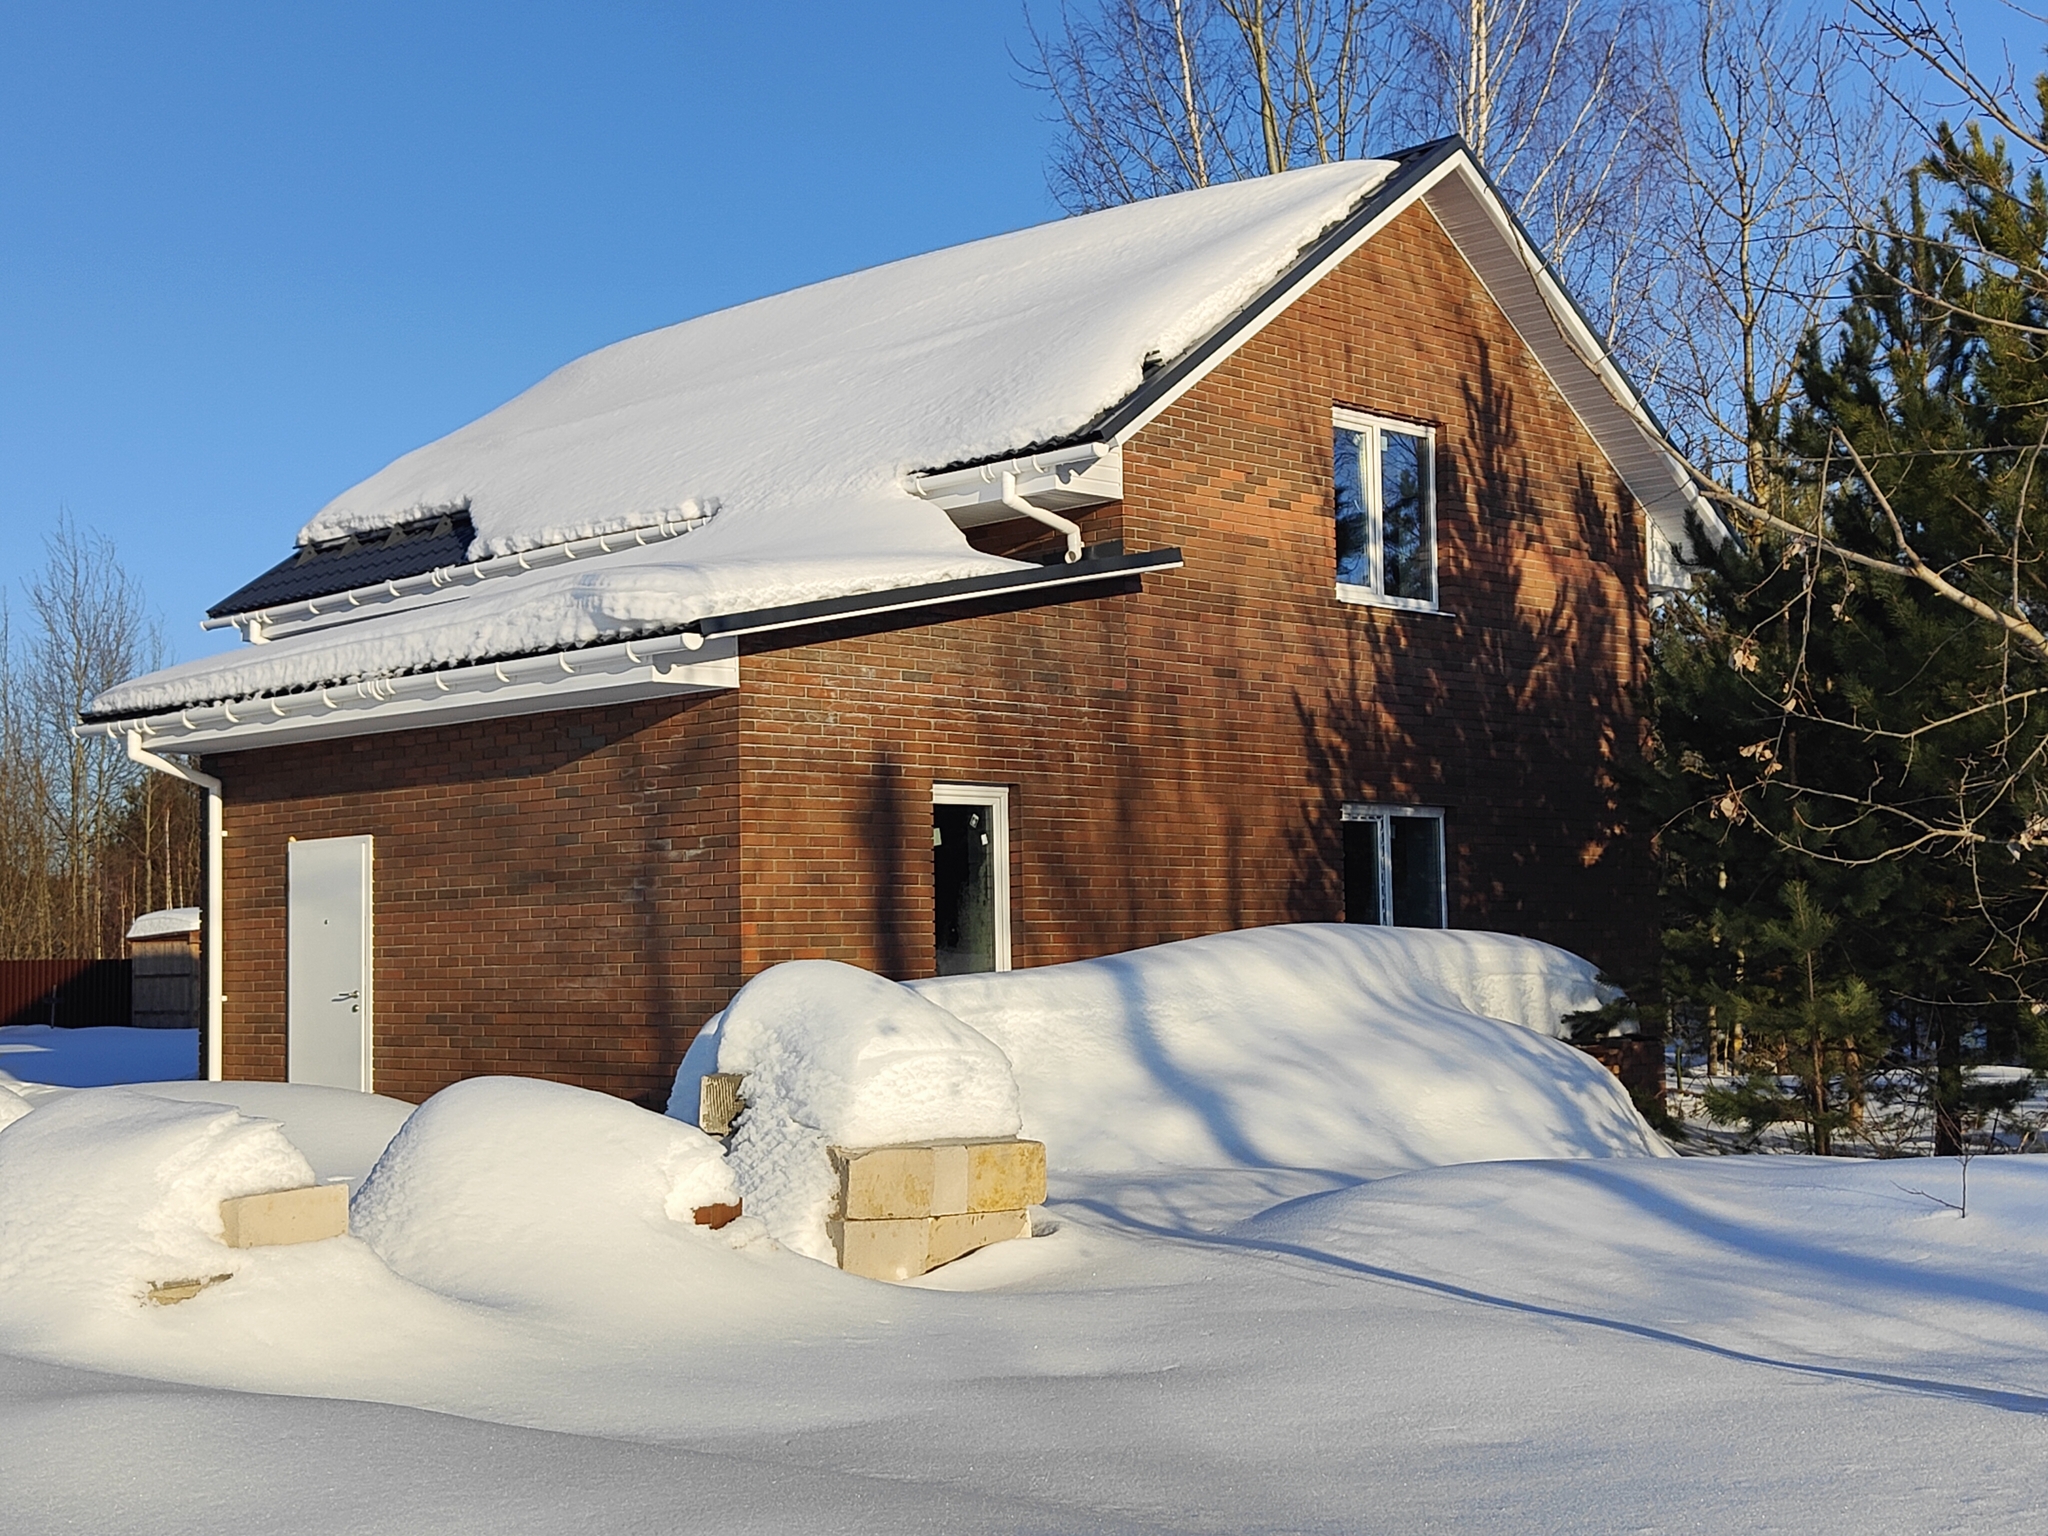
[84, 551, 1180, 755]
[125, 733, 223, 1082]
[999, 471, 1083, 563]
[83, 630, 736, 754]
[909, 443, 1120, 536]
[204, 505, 716, 645]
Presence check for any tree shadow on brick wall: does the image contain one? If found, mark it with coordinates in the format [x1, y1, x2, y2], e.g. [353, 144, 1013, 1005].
[1283, 339, 1650, 975]
[863, 749, 913, 978]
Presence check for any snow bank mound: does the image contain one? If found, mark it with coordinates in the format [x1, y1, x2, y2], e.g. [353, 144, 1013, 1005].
[686, 961, 1022, 1262]
[352, 1077, 741, 1311]
[907, 925, 1666, 1176]
[0, 1080, 32, 1131]
[0, 1089, 315, 1311]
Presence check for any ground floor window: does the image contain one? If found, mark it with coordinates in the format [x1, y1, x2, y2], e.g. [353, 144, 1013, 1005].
[1341, 804, 1445, 927]
[932, 783, 1011, 974]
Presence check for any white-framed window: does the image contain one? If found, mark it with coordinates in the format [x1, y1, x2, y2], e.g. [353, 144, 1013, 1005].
[1341, 804, 1446, 927]
[1333, 407, 1436, 609]
[932, 783, 1012, 974]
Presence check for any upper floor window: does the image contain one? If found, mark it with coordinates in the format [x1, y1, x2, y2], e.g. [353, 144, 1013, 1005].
[1333, 409, 1435, 609]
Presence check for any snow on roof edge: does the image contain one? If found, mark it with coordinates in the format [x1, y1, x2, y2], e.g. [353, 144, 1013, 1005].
[126, 907, 201, 940]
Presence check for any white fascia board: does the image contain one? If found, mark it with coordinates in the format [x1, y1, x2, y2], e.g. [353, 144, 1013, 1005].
[1097, 153, 1476, 450]
[82, 634, 737, 753]
[1098, 148, 1723, 574]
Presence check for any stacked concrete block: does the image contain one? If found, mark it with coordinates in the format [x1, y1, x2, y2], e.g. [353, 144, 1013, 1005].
[220, 1183, 350, 1248]
[827, 1138, 1046, 1282]
[697, 1072, 748, 1137]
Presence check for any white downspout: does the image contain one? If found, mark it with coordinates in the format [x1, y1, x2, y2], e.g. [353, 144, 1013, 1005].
[126, 732, 224, 1082]
[999, 471, 1084, 564]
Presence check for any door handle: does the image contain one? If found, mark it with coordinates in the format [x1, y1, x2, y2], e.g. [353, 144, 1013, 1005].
[332, 990, 360, 1002]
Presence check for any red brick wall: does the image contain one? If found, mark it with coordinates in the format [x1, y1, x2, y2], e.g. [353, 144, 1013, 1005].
[209, 693, 738, 1105]
[1121, 202, 1651, 967]
[737, 201, 1651, 981]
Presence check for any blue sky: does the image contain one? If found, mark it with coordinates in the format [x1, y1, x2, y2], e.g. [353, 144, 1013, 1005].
[1, 2, 2031, 666]
[0, 3, 1058, 664]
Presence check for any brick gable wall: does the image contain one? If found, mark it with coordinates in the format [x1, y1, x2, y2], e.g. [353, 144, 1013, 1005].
[1120, 201, 1651, 959]
[739, 201, 1650, 980]
[204, 198, 1650, 1106]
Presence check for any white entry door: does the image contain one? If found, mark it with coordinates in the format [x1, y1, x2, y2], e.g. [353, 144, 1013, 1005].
[288, 835, 373, 1091]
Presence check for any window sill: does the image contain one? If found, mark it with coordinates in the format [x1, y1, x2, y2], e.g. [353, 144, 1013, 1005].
[1334, 585, 1442, 615]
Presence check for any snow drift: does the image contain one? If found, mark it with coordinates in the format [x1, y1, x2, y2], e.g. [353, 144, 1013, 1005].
[909, 925, 1666, 1174]
[674, 926, 1665, 1259]
[352, 1076, 742, 1311]
[696, 960, 1022, 1261]
[130, 1080, 415, 1191]
[0, 1089, 316, 1313]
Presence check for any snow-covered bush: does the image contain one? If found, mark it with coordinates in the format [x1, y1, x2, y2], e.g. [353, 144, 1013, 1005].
[352, 1076, 741, 1310]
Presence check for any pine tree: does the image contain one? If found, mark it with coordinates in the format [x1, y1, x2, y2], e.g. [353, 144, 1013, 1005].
[1642, 127, 2048, 1149]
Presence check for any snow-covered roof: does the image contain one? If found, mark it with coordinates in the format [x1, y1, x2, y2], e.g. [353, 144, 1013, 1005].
[126, 907, 201, 940]
[88, 159, 1404, 727]
[84, 140, 1707, 740]
[304, 157, 1403, 561]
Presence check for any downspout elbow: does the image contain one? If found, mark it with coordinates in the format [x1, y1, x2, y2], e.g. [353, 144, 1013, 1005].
[999, 471, 1083, 564]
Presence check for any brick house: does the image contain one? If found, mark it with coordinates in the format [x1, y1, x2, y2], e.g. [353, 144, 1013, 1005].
[86, 138, 1710, 1107]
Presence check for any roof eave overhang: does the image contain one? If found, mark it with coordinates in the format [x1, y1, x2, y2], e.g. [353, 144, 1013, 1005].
[78, 548, 1183, 753]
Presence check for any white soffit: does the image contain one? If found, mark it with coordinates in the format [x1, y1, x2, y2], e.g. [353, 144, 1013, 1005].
[1418, 166, 1714, 556]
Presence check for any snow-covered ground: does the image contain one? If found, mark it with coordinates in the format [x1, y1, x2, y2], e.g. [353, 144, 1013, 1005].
[3, 927, 2045, 1532]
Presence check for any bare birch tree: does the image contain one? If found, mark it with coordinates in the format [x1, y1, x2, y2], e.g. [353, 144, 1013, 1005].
[1390, 0, 1667, 337]
[1027, 0, 1386, 210]
[0, 517, 196, 960]
[1638, 0, 1905, 496]
[1026, 0, 1670, 370]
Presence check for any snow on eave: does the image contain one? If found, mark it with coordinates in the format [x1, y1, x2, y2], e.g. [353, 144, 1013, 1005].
[126, 907, 201, 940]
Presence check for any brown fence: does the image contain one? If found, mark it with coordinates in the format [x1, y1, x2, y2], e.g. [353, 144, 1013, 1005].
[0, 960, 134, 1028]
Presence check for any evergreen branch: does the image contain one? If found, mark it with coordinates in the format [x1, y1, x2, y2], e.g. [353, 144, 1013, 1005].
[1678, 452, 2048, 668]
